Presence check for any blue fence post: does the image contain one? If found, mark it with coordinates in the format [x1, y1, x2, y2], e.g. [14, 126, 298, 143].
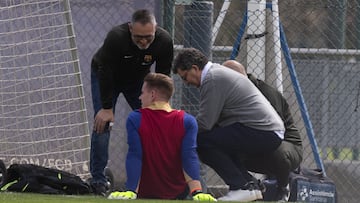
[279, 22, 326, 175]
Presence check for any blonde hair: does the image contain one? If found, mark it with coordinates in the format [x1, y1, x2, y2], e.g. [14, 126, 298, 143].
[144, 73, 174, 100]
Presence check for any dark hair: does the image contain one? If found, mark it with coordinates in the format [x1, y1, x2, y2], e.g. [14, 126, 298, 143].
[172, 48, 208, 74]
[144, 73, 174, 100]
[131, 9, 156, 25]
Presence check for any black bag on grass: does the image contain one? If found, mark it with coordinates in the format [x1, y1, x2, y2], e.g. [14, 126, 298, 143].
[1, 164, 91, 195]
[289, 167, 337, 203]
[0, 160, 7, 187]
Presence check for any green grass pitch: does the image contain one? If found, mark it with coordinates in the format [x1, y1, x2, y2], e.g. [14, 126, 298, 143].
[0, 192, 273, 203]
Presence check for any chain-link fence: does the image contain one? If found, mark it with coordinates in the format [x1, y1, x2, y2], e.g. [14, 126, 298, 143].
[1, 0, 359, 202]
[72, 0, 359, 202]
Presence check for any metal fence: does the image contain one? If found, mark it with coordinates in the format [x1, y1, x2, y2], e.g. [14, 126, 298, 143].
[72, 0, 359, 202]
[1, 0, 358, 202]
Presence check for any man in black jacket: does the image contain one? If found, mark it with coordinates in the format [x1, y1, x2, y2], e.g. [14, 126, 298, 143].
[222, 60, 303, 202]
[90, 9, 173, 195]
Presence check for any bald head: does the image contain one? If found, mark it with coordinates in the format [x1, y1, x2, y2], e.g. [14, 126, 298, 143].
[222, 60, 246, 75]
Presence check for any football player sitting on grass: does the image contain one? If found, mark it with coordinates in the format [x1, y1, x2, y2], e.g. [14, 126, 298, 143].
[108, 73, 216, 201]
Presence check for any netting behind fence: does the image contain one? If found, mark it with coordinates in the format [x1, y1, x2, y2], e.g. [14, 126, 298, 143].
[0, 0, 89, 178]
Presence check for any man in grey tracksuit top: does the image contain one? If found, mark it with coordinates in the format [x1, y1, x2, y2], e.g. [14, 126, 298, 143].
[173, 48, 285, 202]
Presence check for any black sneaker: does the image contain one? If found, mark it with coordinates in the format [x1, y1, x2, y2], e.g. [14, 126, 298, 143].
[91, 182, 107, 197]
[276, 185, 290, 202]
[256, 179, 267, 193]
[247, 178, 267, 193]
